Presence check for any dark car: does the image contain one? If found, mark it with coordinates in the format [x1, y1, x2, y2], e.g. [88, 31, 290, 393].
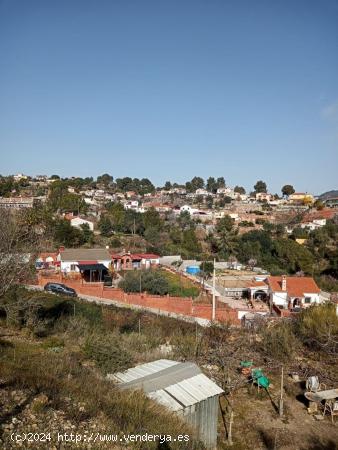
[44, 282, 77, 297]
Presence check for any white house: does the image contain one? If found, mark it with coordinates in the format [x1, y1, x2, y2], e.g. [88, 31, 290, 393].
[179, 205, 199, 215]
[216, 187, 233, 196]
[256, 192, 272, 202]
[195, 188, 209, 196]
[234, 193, 248, 202]
[57, 248, 111, 281]
[268, 275, 321, 309]
[124, 200, 139, 210]
[70, 217, 94, 231]
[300, 218, 326, 231]
[13, 173, 28, 181]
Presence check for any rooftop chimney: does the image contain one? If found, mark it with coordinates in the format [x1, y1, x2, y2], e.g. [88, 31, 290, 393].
[282, 275, 287, 291]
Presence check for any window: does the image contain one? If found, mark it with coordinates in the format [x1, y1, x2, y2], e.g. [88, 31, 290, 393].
[304, 297, 311, 304]
[70, 264, 77, 271]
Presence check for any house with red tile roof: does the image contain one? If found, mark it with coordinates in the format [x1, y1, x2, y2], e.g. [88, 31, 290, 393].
[36, 252, 59, 269]
[246, 279, 269, 300]
[111, 252, 160, 271]
[267, 275, 321, 310]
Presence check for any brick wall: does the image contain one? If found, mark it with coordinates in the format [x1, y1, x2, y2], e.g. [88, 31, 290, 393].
[37, 274, 240, 325]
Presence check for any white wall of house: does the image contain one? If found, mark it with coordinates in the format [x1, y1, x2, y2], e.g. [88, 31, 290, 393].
[271, 291, 288, 307]
[70, 217, 94, 231]
[60, 259, 111, 272]
[301, 292, 321, 306]
[180, 205, 198, 215]
[141, 257, 160, 268]
[270, 290, 321, 308]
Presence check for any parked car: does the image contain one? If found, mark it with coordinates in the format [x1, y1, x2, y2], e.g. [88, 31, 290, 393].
[44, 282, 77, 297]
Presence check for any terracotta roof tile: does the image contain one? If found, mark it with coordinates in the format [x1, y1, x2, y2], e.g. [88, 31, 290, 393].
[268, 276, 320, 297]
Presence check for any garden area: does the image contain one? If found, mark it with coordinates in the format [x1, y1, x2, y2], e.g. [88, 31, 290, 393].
[118, 268, 201, 298]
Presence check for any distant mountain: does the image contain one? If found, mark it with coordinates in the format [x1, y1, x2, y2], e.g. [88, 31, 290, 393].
[318, 190, 338, 200]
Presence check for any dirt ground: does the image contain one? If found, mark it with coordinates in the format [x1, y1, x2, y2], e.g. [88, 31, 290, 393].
[220, 372, 338, 450]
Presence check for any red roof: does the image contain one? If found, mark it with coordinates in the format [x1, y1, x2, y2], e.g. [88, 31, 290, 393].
[134, 253, 159, 259]
[76, 260, 98, 265]
[303, 209, 336, 221]
[110, 252, 159, 260]
[268, 276, 320, 297]
[247, 279, 268, 288]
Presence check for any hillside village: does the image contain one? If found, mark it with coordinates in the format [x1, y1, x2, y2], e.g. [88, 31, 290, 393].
[1, 172, 338, 318]
[0, 173, 337, 449]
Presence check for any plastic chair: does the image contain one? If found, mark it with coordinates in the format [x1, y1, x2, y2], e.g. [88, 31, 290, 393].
[306, 376, 325, 392]
[322, 399, 338, 423]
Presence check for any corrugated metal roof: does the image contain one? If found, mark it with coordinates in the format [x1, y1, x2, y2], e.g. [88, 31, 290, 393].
[113, 360, 224, 406]
[148, 390, 183, 412]
[112, 359, 179, 383]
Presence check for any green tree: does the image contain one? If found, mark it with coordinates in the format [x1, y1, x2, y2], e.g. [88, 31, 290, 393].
[80, 223, 94, 244]
[177, 211, 193, 230]
[0, 176, 14, 196]
[98, 216, 113, 236]
[182, 228, 202, 256]
[48, 180, 87, 213]
[143, 208, 162, 231]
[105, 202, 126, 232]
[254, 180, 267, 193]
[206, 195, 214, 209]
[217, 216, 234, 234]
[314, 199, 324, 210]
[201, 261, 214, 278]
[281, 184, 295, 197]
[274, 239, 314, 274]
[185, 176, 204, 192]
[234, 186, 246, 194]
[97, 173, 114, 185]
[206, 177, 217, 193]
[216, 216, 238, 257]
[119, 270, 169, 295]
[216, 177, 226, 188]
[53, 220, 86, 247]
[144, 226, 161, 246]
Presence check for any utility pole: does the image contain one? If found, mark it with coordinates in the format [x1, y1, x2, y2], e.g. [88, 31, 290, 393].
[279, 366, 284, 417]
[133, 218, 136, 250]
[212, 258, 216, 321]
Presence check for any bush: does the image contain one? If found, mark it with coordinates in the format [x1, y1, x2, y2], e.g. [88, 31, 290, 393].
[110, 237, 122, 248]
[82, 333, 133, 374]
[295, 303, 338, 355]
[260, 321, 297, 361]
[119, 270, 169, 295]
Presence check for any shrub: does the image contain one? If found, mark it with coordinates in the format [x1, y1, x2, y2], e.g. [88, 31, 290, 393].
[110, 237, 122, 248]
[295, 303, 338, 355]
[82, 333, 133, 374]
[119, 270, 169, 295]
[260, 321, 297, 361]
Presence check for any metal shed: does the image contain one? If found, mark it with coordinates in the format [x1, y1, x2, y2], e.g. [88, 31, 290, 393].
[111, 359, 224, 449]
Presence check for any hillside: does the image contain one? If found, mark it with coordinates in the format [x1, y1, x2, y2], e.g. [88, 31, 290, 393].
[318, 190, 338, 200]
[0, 287, 337, 449]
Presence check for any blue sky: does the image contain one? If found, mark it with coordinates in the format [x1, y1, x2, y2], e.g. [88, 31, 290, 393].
[0, 0, 337, 194]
